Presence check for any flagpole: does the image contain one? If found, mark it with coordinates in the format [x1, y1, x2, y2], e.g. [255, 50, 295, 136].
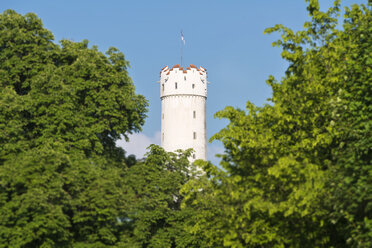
[180, 30, 183, 67]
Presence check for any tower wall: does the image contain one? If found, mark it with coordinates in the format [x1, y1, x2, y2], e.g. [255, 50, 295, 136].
[160, 64, 207, 161]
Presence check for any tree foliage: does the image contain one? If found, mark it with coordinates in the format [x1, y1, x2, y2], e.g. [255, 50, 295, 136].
[0, 10, 203, 248]
[119, 146, 204, 248]
[0, 10, 148, 158]
[0, 9, 148, 247]
[183, 1, 371, 247]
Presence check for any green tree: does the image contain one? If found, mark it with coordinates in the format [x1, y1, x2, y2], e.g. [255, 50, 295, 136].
[183, 1, 371, 247]
[119, 145, 204, 248]
[0, 10, 147, 247]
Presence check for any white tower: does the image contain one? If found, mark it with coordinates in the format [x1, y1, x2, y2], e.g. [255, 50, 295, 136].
[159, 64, 208, 161]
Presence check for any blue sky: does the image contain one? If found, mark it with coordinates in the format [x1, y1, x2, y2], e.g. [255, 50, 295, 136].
[2, 0, 366, 164]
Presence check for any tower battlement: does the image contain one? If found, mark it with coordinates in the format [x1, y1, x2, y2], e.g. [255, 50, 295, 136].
[159, 64, 207, 98]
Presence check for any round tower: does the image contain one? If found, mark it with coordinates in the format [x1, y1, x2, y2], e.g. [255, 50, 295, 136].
[159, 64, 208, 161]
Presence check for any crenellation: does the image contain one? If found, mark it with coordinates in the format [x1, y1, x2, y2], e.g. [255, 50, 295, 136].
[160, 64, 208, 99]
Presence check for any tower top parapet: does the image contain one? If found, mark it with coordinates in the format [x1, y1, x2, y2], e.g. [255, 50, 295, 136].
[160, 64, 207, 76]
[159, 64, 208, 98]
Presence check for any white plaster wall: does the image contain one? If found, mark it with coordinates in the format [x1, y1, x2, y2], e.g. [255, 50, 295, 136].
[160, 65, 207, 161]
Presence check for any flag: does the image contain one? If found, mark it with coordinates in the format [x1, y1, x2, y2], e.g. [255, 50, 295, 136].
[181, 31, 185, 45]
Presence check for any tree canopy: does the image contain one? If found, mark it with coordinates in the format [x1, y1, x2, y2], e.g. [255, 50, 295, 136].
[0, 10, 201, 248]
[183, 1, 371, 247]
[0, 10, 147, 159]
[0, 9, 149, 247]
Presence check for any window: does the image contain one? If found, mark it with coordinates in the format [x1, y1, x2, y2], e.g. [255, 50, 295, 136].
[193, 111, 196, 119]
[184, 76, 186, 80]
[192, 84, 195, 89]
[193, 132, 196, 139]
[162, 113, 164, 119]
[162, 133, 164, 142]
[162, 84, 164, 92]
[175, 82, 177, 89]
[193, 154, 196, 159]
